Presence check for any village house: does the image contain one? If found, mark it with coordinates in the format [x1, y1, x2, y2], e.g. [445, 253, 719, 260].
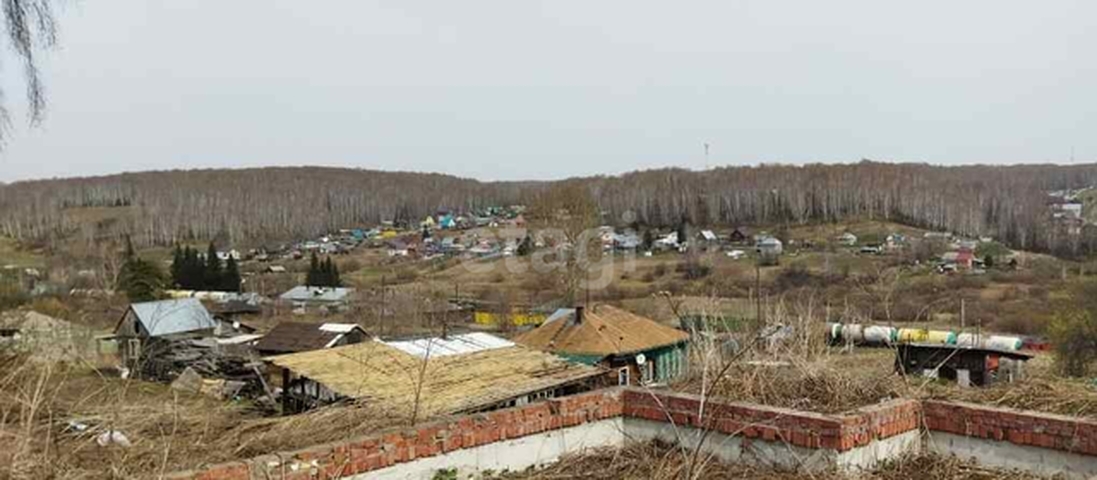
[756, 236, 784, 257]
[514, 305, 690, 387]
[279, 286, 353, 313]
[838, 232, 858, 246]
[112, 298, 222, 367]
[266, 332, 602, 415]
[728, 227, 753, 244]
[254, 322, 367, 356]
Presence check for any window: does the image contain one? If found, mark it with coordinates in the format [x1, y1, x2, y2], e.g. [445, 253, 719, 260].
[617, 367, 630, 386]
[126, 339, 141, 361]
[641, 362, 654, 385]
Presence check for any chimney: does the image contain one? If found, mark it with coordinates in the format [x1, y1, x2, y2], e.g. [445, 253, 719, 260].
[574, 306, 584, 325]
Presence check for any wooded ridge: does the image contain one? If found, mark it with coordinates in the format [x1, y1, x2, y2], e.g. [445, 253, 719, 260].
[2, 163, 1095, 256]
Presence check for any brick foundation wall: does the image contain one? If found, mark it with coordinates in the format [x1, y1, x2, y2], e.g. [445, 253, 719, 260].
[165, 390, 1097, 479]
[165, 389, 624, 480]
[924, 400, 1097, 455]
[623, 389, 919, 451]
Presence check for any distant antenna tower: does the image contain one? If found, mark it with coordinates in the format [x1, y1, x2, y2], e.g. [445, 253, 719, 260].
[704, 142, 710, 170]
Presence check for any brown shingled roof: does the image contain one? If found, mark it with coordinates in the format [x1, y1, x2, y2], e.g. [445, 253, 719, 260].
[513, 304, 689, 358]
[254, 322, 363, 354]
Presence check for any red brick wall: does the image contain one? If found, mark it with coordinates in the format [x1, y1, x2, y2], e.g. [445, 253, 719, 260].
[924, 400, 1097, 455]
[168, 390, 1097, 480]
[165, 389, 625, 480]
[623, 389, 919, 452]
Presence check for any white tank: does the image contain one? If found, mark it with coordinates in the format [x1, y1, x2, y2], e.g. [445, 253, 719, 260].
[985, 336, 1023, 351]
[955, 333, 980, 347]
[841, 324, 865, 344]
[826, 323, 842, 343]
[862, 326, 896, 345]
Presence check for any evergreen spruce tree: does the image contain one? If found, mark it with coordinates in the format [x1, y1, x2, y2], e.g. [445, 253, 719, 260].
[642, 229, 655, 251]
[306, 252, 320, 286]
[182, 246, 203, 289]
[204, 242, 222, 290]
[329, 258, 341, 287]
[170, 244, 184, 287]
[222, 256, 242, 292]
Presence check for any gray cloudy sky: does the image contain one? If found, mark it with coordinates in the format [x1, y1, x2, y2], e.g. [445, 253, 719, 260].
[1, 1, 1094, 182]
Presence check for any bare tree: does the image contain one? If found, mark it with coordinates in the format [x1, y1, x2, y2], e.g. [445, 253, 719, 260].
[1, 0, 57, 142]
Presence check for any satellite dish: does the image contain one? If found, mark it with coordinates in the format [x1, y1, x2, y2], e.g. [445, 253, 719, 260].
[635, 353, 647, 365]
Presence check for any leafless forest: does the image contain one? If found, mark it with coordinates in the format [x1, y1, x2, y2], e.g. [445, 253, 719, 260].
[2, 163, 1096, 256]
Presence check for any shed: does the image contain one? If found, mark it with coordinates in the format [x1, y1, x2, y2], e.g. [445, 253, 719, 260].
[895, 343, 1033, 387]
[728, 227, 753, 244]
[254, 322, 366, 356]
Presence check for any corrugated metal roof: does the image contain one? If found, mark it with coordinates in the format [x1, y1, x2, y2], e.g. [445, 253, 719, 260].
[382, 332, 514, 358]
[129, 298, 217, 337]
[279, 286, 352, 303]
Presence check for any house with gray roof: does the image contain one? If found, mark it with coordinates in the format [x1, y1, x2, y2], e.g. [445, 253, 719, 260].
[280, 286, 353, 313]
[113, 298, 220, 366]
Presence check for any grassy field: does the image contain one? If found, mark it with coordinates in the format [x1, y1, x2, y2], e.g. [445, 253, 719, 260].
[0, 237, 46, 268]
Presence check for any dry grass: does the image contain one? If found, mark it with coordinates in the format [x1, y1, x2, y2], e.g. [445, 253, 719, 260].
[489, 440, 1046, 480]
[0, 357, 405, 479]
[923, 355, 1097, 418]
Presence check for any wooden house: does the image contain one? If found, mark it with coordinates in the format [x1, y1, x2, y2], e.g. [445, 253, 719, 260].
[514, 305, 690, 387]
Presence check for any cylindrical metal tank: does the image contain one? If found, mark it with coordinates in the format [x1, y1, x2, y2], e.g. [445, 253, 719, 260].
[925, 330, 957, 345]
[897, 328, 929, 343]
[841, 324, 865, 344]
[826, 323, 843, 344]
[863, 326, 896, 345]
[985, 336, 1023, 351]
[955, 333, 980, 347]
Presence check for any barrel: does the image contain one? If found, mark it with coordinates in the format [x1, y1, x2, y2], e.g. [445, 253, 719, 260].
[926, 330, 958, 345]
[863, 326, 896, 346]
[826, 323, 843, 344]
[841, 324, 865, 344]
[985, 336, 1023, 351]
[897, 328, 929, 343]
[955, 333, 980, 347]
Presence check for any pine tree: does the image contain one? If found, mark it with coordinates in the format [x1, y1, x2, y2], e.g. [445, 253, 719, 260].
[222, 256, 242, 292]
[204, 242, 222, 290]
[118, 242, 165, 302]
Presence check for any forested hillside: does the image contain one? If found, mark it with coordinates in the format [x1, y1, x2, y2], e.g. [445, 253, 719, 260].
[2, 163, 1096, 256]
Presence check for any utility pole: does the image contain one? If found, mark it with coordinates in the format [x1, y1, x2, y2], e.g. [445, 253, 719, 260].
[755, 261, 762, 327]
[380, 275, 387, 338]
[704, 142, 711, 170]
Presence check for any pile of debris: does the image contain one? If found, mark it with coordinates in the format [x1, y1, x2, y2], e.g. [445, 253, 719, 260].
[140, 338, 270, 402]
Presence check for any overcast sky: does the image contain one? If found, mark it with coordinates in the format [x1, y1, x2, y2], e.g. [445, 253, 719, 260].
[0, 1, 1094, 182]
